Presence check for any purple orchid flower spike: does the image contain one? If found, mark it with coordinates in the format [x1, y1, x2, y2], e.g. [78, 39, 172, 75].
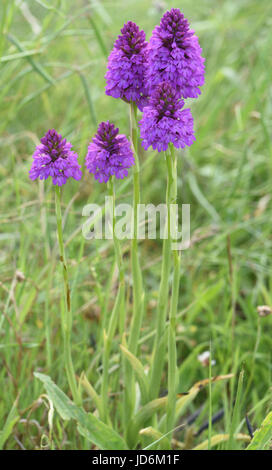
[85, 121, 135, 183]
[105, 21, 149, 111]
[147, 8, 205, 99]
[29, 129, 81, 186]
[139, 82, 195, 152]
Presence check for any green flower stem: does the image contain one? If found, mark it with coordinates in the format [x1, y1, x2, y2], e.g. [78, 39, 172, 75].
[128, 102, 144, 354]
[101, 177, 125, 423]
[166, 148, 180, 437]
[45, 262, 54, 369]
[54, 186, 81, 406]
[124, 102, 145, 430]
[149, 149, 175, 400]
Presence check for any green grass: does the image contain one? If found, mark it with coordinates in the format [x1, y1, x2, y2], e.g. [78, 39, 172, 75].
[1, 0, 272, 450]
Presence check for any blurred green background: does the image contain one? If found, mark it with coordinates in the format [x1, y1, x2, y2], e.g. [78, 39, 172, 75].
[0, 0, 272, 450]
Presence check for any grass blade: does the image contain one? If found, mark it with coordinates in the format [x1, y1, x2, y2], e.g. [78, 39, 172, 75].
[79, 73, 97, 128]
[0, 396, 19, 450]
[228, 369, 244, 450]
[87, 14, 108, 58]
[7, 34, 55, 85]
[120, 343, 149, 404]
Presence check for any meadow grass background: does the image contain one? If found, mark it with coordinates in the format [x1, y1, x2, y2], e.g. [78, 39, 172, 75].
[0, 0, 272, 450]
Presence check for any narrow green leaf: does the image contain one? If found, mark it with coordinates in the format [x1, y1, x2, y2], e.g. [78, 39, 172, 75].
[127, 397, 167, 447]
[7, 34, 55, 85]
[88, 15, 108, 58]
[120, 344, 149, 404]
[0, 50, 41, 63]
[80, 373, 103, 419]
[0, 397, 19, 450]
[187, 172, 220, 222]
[79, 73, 97, 128]
[228, 369, 244, 450]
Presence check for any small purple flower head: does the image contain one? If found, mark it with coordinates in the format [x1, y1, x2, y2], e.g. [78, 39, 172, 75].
[147, 8, 205, 99]
[139, 82, 195, 152]
[105, 21, 149, 111]
[29, 129, 81, 186]
[85, 121, 134, 183]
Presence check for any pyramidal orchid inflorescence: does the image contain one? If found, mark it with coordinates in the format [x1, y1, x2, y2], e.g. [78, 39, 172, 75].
[29, 129, 82, 186]
[105, 21, 149, 111]
[85, 121, 135, 183]
[146, 8, 205, 99]
[139, 81, 195, 152]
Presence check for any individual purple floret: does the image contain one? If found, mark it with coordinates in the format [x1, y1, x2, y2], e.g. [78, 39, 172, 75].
[105, 21, 149, 111]
[146, 8, 205, 99]
[29, 129, 81, 186]
[85, 121, 135, 183]
[139, 82, 195, 152]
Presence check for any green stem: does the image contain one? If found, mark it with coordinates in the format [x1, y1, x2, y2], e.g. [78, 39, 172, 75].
[124, 102, 145, 430]
[166, 149, 180, 439]
[98, 258, 116, 347]
[128, 102, 144, 354]
[208, 341, 212, 450]
[45, 262, 54, 369]
[101, 177, 125, 423]
[54, 186, 81, 406]
[149, 150, 174, 400]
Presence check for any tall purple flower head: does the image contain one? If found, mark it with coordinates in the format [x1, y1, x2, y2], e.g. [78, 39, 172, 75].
[85, 121, 134, 183]
[29, 129, 81, 186]
[139, 82, 195, 152]
[105, 21, 149, 111]
[147, 8, 205, 99]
